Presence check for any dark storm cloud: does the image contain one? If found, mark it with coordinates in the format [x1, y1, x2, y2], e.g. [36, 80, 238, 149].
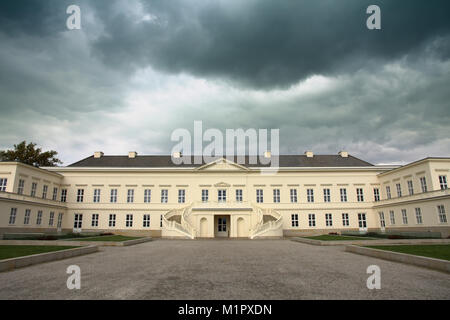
[89, 0, 450, 88]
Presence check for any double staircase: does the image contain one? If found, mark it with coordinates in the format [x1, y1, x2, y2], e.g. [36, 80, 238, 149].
[161, 204, 196, 239]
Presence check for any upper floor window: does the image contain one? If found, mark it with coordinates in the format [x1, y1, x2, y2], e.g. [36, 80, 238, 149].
[273, 189, 280, 203]
[356, 188, 364, 202]
[42, 185, 48, 199]
[325, 213, 333, 227]
[323, 189, 330, 202]
[256, 189, 263, 203]
[415, 208, 422, 224]
[218, 189, 227, 202]
[178, 189, 185, 203]
[127, 189, 135, 203]
[0, 178, 7, 192]
[439, 175, 448, 190]
[386, 186, 391, 199]
[407, 180, 414, 196]
[31, 182, 37, 197]
[437, 205, 447, 223]
[290, 189, 297, 203]
[401, 209, 408, 225]
[389, 210, 395, 225]
[201, 189, 209, 202]
[161, 189, 168, 203]
[236, 189, 243, 202]
[307, 189, 314, 203]
[340, 188, 347, 202]
[373, 188, 380, 202]
[93, 189, 101, 203]
[396, 183, 402, 197]
[76, 189, 84, 202]
[52, 187, 58, 201]
[420, 177, 427, 193]
[110, 189, 118, 203]
[291, 214, 299, 227]
[18, 179, 25, 195]
[144, 189, 152, 203]
[61, 189, 67, 202]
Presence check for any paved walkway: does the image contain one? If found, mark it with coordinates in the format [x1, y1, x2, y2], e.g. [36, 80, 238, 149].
[0, 239, 449, 299]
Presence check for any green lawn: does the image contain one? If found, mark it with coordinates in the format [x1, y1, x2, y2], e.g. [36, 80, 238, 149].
[304, 235, 375, 241]
[366, 245, 450, 261]
[66, 235, 142, 242]
[0, 245, 78, 260]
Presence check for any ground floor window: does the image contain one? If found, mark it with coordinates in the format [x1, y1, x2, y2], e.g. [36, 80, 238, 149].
[36, 211, 42, 225]
[143, 214, 150, 227]
[401, 209, 408, 224]
[325, 213, 332, 226]
[57, 213, 63, 228]
[308, 214, 316, 227]
[291, 214, 298, 227]
[378, 212, 385, 228]
[126, 214, 133, 227]
[415, 208, 423, 224]
[49, 212, 54, 226]
[342, 213, 349, 226]
[9, 208, 17, 225]
[389, 210, 395, 225]
[358, 213, 367, 229]
[74, 214, 83, 229]
[91, 214, 99, 227]
[437, 205, 447, 223]
[160, 215, 163, 228]
[109, 214, 116, 227]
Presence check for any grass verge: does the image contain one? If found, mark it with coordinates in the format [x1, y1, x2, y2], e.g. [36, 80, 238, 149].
[66, 235, 142, 242]
[0, 245, 79, 260]
[365, 245, 450, 261]
[303, 235, 375, 241]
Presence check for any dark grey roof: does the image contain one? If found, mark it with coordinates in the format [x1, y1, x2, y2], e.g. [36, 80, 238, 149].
[67, 154, 373, 168]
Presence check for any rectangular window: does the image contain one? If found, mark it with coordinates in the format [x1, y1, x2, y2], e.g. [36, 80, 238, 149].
[93, 189, 101, 203]
[201, 189, 209, 202]
[325, 213, 333, 226]
[358, 213, 367, 228]
[143, 214, 151, 227]
[386, 186, 391, 199]
[0, 178, 7, 192]
[178, 189, 185, 203]
[396, 183, 402, 197]
[407, 180, 414, 196]
[342, 213, 349, 226]
[36, 210, 42, 225]
[52, 187, 58, 201]
[256, 189, 263, 203]
[235, 189, 243, 202]
[76, 189, 84, 202]
[439, 175, 448, 190]
[73, 213, 83, 229]
[109, 214, 116, 227]
[57, 213, 63, 228]
[24, 209, 31, 225]
[127, 189, 135, 203]
[144, 189, 152, 203]
[42, 185, 48, 199]
[49, 212, 55, 226]
[373, 188, 380, 202]
[61, 189, 67, 202]
[420, 177, 427, 193]
[291, 214, 299, 227]
[9, 208, 17, 225]
[218, 189, 227, 202]
[110, 189, 118, 203]
[379, 212, 385, 228]
[437, 205, 447, 223]
[160, 214, 163, 228]
[161, 189, 168, 203]
[389, 210, 395, 225]
[91, 214, 99, 227]
[18, 179, 25, 195]
[356, 188, 364, 202]
[340, 188, 347, 202]
[415, 208, 423, 224]
[307, 189, 314, 203]
[290, 189, 297, 203]
[273, 189, 280, 203]
[31, 182, 37, 197]
[401, 209, 408, 225]
[126, 214, 133, 227]
[308, 214, 316, 227]
[323, 189, 331, 202]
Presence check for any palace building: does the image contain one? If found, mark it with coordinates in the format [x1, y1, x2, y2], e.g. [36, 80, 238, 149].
[0, 151, 449, 239]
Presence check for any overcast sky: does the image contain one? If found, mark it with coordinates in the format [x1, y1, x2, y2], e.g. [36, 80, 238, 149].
[0, 0, 449, 165]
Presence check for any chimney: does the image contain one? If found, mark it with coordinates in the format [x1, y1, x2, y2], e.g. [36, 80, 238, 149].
[172, 151, 182, 158]
[264, 151, 271, 158]
[338, 151, 348, 158]
[305, 151, 314, 158]
[94, 151, 104, 158]
[128, 151, 138, 159]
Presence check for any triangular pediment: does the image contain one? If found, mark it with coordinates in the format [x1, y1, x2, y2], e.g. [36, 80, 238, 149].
[195, 158, 249, 171]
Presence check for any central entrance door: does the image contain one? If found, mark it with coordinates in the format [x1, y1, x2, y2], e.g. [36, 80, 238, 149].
[215, 215, 230, 237]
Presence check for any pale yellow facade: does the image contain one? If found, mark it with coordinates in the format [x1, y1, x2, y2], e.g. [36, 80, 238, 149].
[0, 154, 449, 238]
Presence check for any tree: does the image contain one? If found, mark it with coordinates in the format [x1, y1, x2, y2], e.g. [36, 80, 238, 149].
[0, 141, 62, 167]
